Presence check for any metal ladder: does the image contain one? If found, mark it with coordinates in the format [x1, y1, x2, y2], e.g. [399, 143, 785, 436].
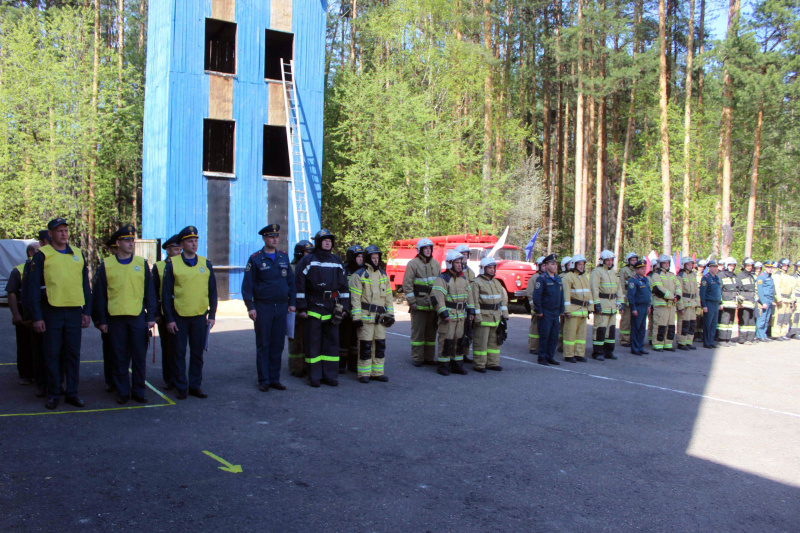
[280, 58, 310, 244]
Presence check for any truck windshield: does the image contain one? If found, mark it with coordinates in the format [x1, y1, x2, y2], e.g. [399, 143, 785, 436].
[480, 247, 520, 261]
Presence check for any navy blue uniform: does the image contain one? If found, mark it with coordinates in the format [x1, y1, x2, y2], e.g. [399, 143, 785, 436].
[241, 248, 296, 386]
[626, 274, 651, 354]
[6, 265, 35, 381]
[700, 273, 722, 347]
[755, 273, 775, 340]
[28, 246, 92, 401]
[92, 256, 157, 399]
[162, 255, 218, 392]
[531, 272, 564, 361]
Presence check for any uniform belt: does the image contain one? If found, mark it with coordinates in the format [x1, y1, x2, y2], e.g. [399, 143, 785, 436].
[414, 286, 432, 295]
[781, 293, 791, 298]
[446, 301, 466, 311]
[570, 298, 589, 307]
[479, 303, 500, 311]
[684, 293, 696, 299]
[322, 291, 339, 299]
[361, 303, 387, 313]
[598, 292, 615, 299]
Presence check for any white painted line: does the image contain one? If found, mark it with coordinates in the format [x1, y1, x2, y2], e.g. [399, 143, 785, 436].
[387, 330, 800, 419]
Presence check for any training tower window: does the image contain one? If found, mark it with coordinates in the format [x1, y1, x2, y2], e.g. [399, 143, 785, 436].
[264, 30, 294, 81]
[263, 125, 290, 179]
[203, 119, 235, 175]
[205, 19, 237, 74]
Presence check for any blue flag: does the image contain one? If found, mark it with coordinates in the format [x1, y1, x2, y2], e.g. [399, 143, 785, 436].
[524, 229, 540, 261]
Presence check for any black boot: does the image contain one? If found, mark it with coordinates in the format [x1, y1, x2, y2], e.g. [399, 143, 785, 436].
[437, 362, 450, 376]
[450, 360, 468, 375]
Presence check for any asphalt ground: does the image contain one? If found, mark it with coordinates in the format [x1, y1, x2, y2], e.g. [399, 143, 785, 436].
[1, 304, 798, 532]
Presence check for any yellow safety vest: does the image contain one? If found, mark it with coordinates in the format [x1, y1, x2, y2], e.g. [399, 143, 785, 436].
[14, 263, 24, 276]
[40, 244, 85, 307]
[172, 255, 210, 317]
[104, 255, 146, 316]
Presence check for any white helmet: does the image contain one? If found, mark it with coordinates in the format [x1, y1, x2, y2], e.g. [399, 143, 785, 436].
[572, 254, 587, 264]
[723, 257, 737, 266]
[445, 250, 463, 269]
[743, 257, 755, 266]
[479, 257, 497, 275]
[600, 250, 615, 261]
[561, 256, 573, 269]
[681, 256, 695, 266]
[698, 258, 708, 267]
[454, 244, 470, 256]
[657, 254, 670, 264]
[651, 259, 659, 267]
[625, 252, 638, 262]
[754, 261, 763, 268]
[416, 238, 434, 252]
[535, 256, 545, 265]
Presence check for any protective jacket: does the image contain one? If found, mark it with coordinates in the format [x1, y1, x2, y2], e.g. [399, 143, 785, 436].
[618, 265, 636, 305]
[651, 268, 681, 307]
[719, 269, 739, 308]
[590, 265, 619, 314]
[432, 271, 470, 320]
[295, 249, 350, 318]
[350, 263, 393, 323]
[736, 269, 757, 309]
[774, 271, 795, 304]
[468, 274, 509, 327]
[403, 255, 441, 312]
[677, 270, 698, 312]
[562, 270, 592, 317]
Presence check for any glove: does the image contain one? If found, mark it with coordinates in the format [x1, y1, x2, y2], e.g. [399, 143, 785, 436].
[331, 304, 345, 325]
[380, 315, 395, 327]
[352, 319, 364, 329]
[617, 302, 624, 311]
[594, 304, 603, 314]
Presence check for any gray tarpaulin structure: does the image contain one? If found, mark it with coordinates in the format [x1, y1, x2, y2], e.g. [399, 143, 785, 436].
[0, 239, 35, 303]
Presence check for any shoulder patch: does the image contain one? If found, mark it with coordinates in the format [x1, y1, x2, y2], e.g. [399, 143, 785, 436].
[758, 280, 763, 284]
[701, 280, 706, 286]
[629, 282, 635, 289]
[535, 282, 541, 289]
[245, 262, 251, 272]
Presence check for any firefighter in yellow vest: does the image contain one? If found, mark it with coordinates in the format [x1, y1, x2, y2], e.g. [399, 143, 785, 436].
[469, 257, 509, 372]
[618, 252, 639, 347]
[152, 234, 182, 389]
[527, 256, 545, 355]
[288, 240, 314, 377]
[454, 244, 475, 363]
[772, 258, 795, 340]
[676, 256, 699, 350]
[350, 245, 395, 383]
[561, 254, 591, 362]
[92, 225, 157, 404]
[650, 254, 682, 351]
[590, 250, 621, 360]
[28, 218, 93, 410]
[557, 256, 573, 352]
[432, 250, 471, 376]
[403, 238, 441, 366]
[162, 225, 218, 399]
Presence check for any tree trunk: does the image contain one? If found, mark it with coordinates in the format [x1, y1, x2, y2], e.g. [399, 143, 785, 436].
[744, 103, 763, 258]
[482, 0, 493, 190]
[694, 0, 705, 194]
[349, 0, 358, 67]
[719, 0, 740, 258]
[681, 0, 695, 255]
[572, 0, 585, 254]
[658, 0, 672, 256]
[88, 0, 101, 269]
[595, 97, 605, 259]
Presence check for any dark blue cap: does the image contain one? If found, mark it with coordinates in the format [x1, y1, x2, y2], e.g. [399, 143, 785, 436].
[259, 223, 280, 236]
[109, 225, 136, 245]
[47, 218, 67, 230]
[178, 226, 198, 241]
[38, 230, 51, 242]
[543, 253, 558, 264]
[162, 234, 182, 250]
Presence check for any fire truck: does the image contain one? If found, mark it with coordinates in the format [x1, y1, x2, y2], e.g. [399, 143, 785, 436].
[386, 233, 537, 311]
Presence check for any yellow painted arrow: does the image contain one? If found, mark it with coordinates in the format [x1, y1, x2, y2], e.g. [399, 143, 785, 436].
[202, 450, 243, 473]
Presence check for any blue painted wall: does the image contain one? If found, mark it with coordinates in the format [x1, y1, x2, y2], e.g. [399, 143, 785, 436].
[142, 0, 326, 299]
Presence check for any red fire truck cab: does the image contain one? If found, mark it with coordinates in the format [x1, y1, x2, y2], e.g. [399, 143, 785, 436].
[386, 233, 537, 310]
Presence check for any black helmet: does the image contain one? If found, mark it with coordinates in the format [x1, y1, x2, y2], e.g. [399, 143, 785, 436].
[365, 244, 383, 266]
[293, 240, 313, 261]
[779, 258, 790, 267]
[345, 244, 364, 266]
[313, 228, 336, 248]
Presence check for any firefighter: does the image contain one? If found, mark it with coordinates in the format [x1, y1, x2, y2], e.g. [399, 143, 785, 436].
[92, 225, 157, 404]
[532, 254, 564, 366]
[561, 254, 590, 363]
[717, 257, 740, 346]
[650, 254, 681, 352]
[28, 218, 93, 410]
[557, 256, 573, 353]
[469, 256, 509, 372]
[350, 245, 394, 383]
[736, 258, 758, 345]
[340, 245, 365, 373]
[676, 257, 698, 350]
[153, 234, 182, 389]
[791, 260, 800, 339]
[527, 256, 545, 355]
[700, 260, 722, 348]
[431, 250, 471, 376]
[454, 244, 475, 363]
[627, 259, 651, 355]
[288, 240, 314, 377]
[772, 258, 795, 340]
[162, 226, 218, 399]
[590, 250, 620, 360]
[753, 261, 763, 278]
[647, 258, 659, 344]
[295, 229, 350, 387]
[618, 252, 639, 347]
[695, 259, 708, 342]
[403, 238, 441, 367]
